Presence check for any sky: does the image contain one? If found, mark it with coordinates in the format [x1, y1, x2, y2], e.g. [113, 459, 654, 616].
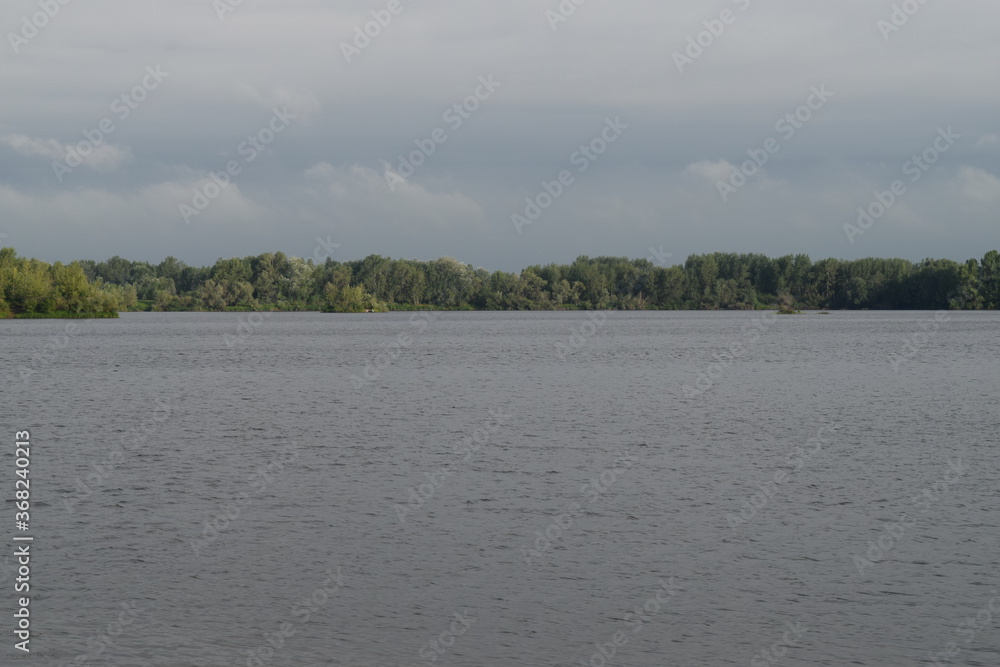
[1, 0, 998, 272]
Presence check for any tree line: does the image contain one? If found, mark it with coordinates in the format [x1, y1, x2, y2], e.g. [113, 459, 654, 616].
[2, 246, 999, 316]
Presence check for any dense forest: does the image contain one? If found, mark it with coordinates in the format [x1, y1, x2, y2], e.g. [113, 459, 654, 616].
[2, 246, 999, 317]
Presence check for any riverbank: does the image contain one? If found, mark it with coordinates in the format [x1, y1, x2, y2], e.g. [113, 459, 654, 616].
[5, 311, 119, 319]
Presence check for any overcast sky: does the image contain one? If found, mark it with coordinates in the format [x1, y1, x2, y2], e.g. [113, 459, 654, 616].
[1, 0, 998, 271]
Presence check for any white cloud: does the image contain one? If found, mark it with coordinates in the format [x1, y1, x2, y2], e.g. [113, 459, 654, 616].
[1, 135, 65, 160]
[955, 166, 1000, 202]
[685, 160, 735, 183]
[977, 134, 999, 149]
[303, 162, 489, 233]
[0, 134, 132, 171]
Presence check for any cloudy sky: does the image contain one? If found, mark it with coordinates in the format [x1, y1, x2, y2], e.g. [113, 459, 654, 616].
[2, 0, 998, 271]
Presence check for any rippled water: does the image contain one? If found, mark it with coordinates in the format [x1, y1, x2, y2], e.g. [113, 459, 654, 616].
[1, 311, 999, 666]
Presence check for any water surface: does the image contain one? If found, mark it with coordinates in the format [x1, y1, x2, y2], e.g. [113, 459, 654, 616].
[1, 311, 998, 666]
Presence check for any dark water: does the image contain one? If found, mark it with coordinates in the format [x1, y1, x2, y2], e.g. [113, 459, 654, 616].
[1, 311, 998, 666]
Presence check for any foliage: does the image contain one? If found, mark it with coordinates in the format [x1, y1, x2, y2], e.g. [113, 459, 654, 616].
[6, 247, 1000, 315]
[0, 249, 120, 317]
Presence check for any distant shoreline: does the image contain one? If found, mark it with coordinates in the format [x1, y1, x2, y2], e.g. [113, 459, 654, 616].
[4, 311, 118, 320]
[3, 247, 998, 317]
[10, 308, 995, 321]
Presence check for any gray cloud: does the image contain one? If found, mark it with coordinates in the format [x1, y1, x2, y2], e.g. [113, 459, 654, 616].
[2, 0, 998, 269]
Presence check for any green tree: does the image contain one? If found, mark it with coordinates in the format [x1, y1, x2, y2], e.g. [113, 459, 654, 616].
[10, 260, 53, 314]
[52, 262, 91, 313]
[157, 256, 185, 282]
[951, 259, 984, 310]
[225, 280, 254, 307]
[323, 282, 368, 313]
[153, 289, 177, 312]
[980, 250, 1000, 308]
[199, 279, 227, 311]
